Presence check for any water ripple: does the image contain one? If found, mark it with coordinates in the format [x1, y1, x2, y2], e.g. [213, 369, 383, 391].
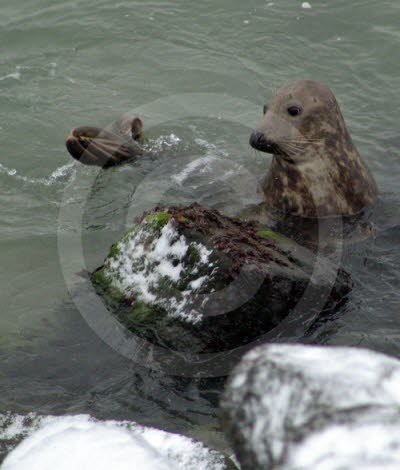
[0, 162, 76, 186]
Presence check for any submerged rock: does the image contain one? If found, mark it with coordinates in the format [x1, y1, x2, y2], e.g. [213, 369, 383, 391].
[220, 343, 400, 470]
[92, 203, 351, 353]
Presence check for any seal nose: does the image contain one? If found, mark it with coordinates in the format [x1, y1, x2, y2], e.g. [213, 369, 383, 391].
[249, 129, 267, 150]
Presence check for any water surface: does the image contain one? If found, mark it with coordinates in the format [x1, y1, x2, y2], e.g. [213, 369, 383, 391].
[1, 0, 399, 453]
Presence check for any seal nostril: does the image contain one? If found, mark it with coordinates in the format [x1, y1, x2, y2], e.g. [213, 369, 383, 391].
[249, 129, 266, 149]
[256, 130, 265, 145]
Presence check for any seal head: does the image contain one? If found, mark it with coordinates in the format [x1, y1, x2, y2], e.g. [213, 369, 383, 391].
[249, 80, 377, 217]
[65, 116, 144, 168]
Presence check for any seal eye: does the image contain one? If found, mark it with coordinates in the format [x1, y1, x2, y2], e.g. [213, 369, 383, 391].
[263, 105, 268, 114]
[287, 105, 302, 117]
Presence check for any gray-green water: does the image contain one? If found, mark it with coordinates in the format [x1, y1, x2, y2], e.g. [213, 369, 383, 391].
[1, 0, 400, 449]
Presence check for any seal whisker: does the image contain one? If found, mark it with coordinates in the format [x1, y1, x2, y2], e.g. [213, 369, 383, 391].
[278, 141, 302, 154]
[280, 138, 322, 144]
[249, 79, 377, 217]
[251, 147, 262, 158]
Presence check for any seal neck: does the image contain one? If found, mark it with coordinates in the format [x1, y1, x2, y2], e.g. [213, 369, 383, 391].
[263, 148, 377, 218]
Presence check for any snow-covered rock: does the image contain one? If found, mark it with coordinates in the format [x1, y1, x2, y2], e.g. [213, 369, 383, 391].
[220, 344, 400, 470]
[92, 203, 351, 353]
[0, 413, 232, 470]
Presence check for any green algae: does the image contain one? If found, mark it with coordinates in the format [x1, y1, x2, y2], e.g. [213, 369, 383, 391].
[187, 243, 201, 266]
[115, 299, 167, 333]
[90, 214, 214, 332]
[91, 267, 126, 305]
[109, 242, 120, 259]
[146, 212, 173, 230]
[91, 266, 107, 286]
[256, 229, 289, 242]
[223, 456, 240, 470]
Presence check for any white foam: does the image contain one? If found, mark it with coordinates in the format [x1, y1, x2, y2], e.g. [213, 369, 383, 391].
[172, 156, 214, 185]
[194, 138, 229, 158]
[49, 62, 57, 77]
[302, 2, 312, 8]
[0, 162, 76, 186]
[0, 72, 21, 82]
[146, 134, 182, 153]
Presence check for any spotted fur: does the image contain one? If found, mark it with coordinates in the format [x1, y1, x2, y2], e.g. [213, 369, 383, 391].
[250, 80, 377, 217]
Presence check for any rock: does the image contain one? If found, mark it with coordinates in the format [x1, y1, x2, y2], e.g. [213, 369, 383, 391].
[92, 203, 352, 353]
[0, 413, 235, 470]
[220, 343, 400, 470]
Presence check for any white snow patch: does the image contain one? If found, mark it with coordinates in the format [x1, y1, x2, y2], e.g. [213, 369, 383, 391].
[226, 344, 400, 469]
[287, 423, 400, 469]
[104, 221, 214, 324]
[137, 425, 226, 470]
[149, 223, 189, 263]
[156, 258, 184, 282]
[189, 275, 208, 290]
[197, 244, 212, 264]
[3, 417, 171, 470]
[1, 414, 226, 470]
[0, 414, 28, 440]
[107, 222, 189, 303]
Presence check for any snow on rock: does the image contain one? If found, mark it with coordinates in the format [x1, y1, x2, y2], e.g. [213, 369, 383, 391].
[2, 416, 172, 470]
[92, 203, 352, 354]
[220, 343, 400, 470]
[94, 213, 214, 325]
[0, 413, 230, 470]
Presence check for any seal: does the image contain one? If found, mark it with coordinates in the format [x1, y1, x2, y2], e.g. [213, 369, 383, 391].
[65, 116, 144, 168]
[249, 80, 378, 217]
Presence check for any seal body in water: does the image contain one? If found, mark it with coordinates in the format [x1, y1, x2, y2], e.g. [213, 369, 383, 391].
[65, 116, 144, 168]
[65, 80, 377, 219]
[249, 80, 378, 217]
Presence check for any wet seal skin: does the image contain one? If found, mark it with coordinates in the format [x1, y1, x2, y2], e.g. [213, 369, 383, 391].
[249, 79, 378, 217]
[65, 116, 144, 168]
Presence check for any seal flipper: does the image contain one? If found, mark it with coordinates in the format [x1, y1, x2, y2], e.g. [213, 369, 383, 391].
[130, 116, 144, 141]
